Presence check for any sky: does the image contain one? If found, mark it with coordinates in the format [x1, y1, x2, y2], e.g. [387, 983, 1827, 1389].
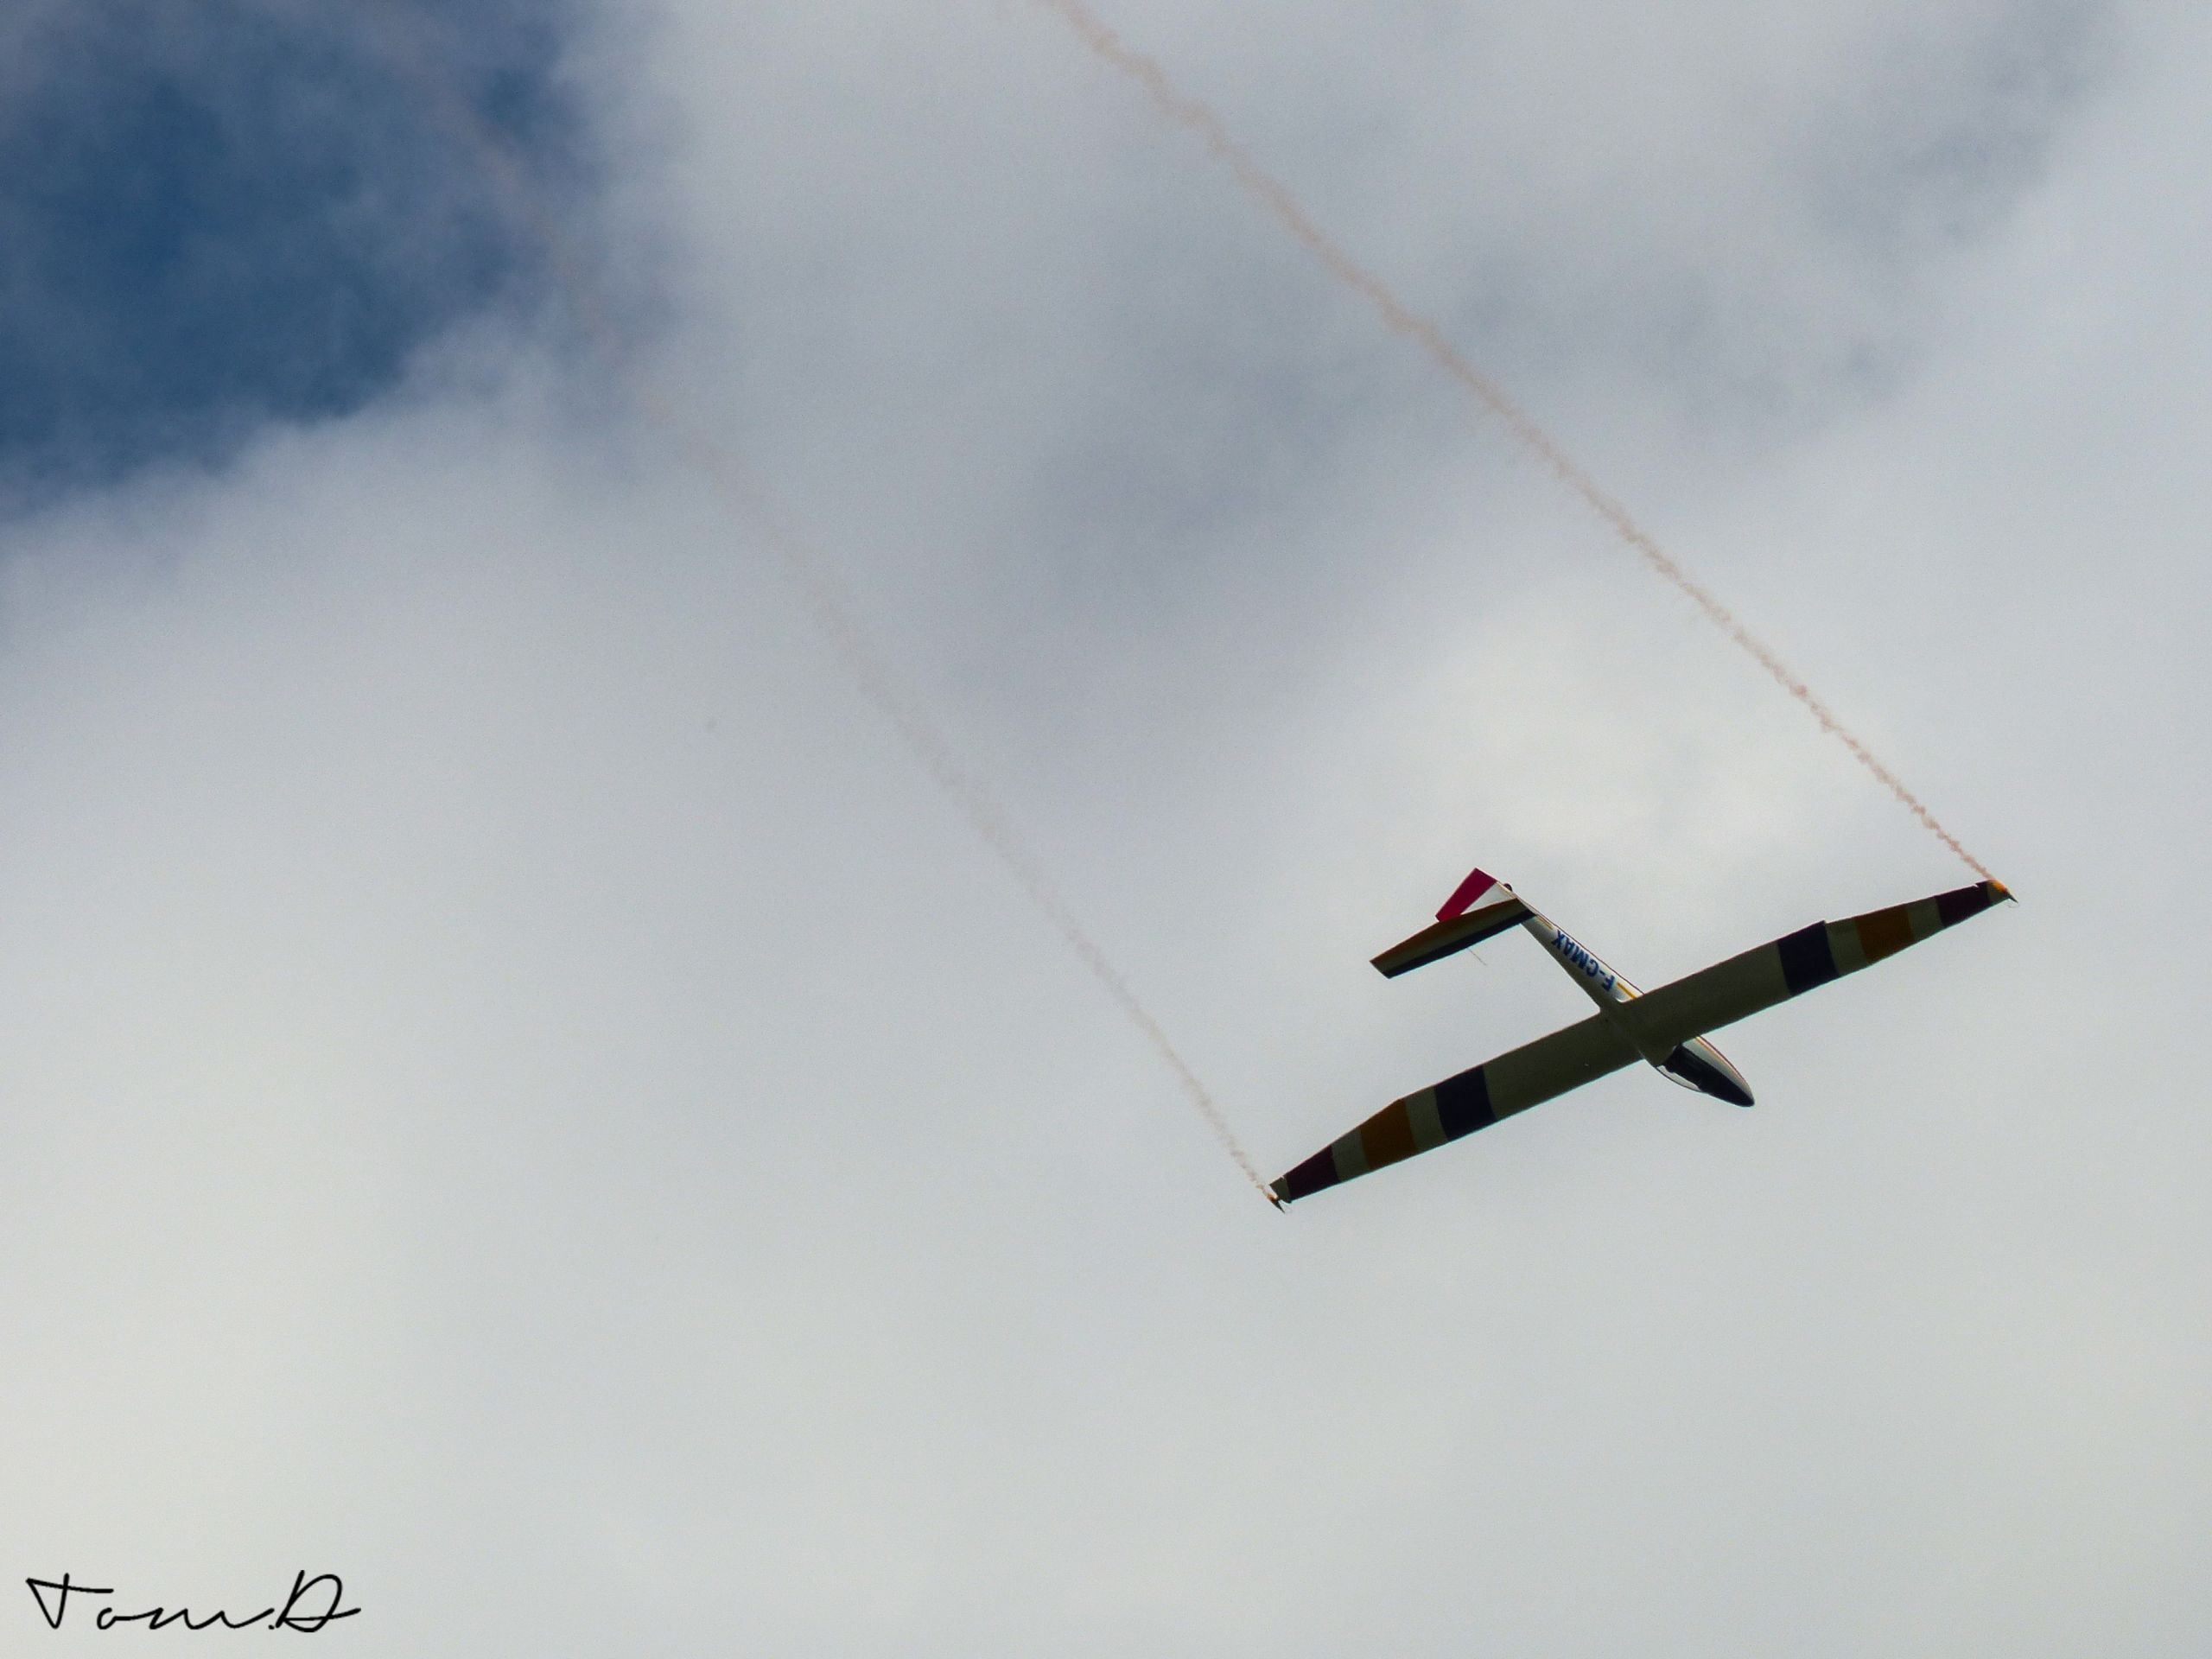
[3, 0, 2207, 1652]
[0, 0, 591, 507]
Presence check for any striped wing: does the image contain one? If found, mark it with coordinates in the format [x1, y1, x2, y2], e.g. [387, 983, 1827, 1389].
[1619, 879, 2010, 1057]
[1269, 1011, 1640, 1204]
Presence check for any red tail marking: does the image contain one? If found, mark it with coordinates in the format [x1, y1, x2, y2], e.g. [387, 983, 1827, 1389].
[1436, 867, 1499, 921]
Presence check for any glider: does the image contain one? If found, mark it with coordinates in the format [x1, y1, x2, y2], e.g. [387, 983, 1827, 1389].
[1267, 867, 2012, 1206]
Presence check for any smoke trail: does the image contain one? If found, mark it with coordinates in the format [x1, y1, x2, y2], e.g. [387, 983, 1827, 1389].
[1031, 0, 1994, 882]
[652, 413, 1269, 1193]
[340, 0, 1269, 1192]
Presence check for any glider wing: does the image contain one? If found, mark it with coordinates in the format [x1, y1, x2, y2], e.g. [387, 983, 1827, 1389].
[1617, 879, 2011, 1058]
[1268, 1009, 1640, 1205]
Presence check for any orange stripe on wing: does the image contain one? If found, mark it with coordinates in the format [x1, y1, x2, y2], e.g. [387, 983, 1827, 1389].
[1854, 905, 1916, 964]
[1359, 1098, 1419, 1172]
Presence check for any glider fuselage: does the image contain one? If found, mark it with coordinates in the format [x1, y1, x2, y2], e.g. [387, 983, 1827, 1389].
[1523, 909, 1755, 1107]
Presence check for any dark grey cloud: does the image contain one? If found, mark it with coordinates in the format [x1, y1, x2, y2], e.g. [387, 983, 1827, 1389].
[0, 0, 592, 506]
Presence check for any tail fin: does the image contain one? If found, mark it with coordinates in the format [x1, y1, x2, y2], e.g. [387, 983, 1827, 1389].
[1372, 867, 1533, 977]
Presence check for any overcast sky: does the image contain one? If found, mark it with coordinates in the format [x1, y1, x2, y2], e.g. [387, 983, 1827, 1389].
[4, 2, 2207, 1653]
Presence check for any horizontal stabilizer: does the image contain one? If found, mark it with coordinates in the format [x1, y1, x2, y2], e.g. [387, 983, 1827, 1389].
[1372, 867, 1531, 977]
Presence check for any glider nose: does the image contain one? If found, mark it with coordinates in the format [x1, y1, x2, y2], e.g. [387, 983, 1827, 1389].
[1658, 1040, 1756, 1106]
